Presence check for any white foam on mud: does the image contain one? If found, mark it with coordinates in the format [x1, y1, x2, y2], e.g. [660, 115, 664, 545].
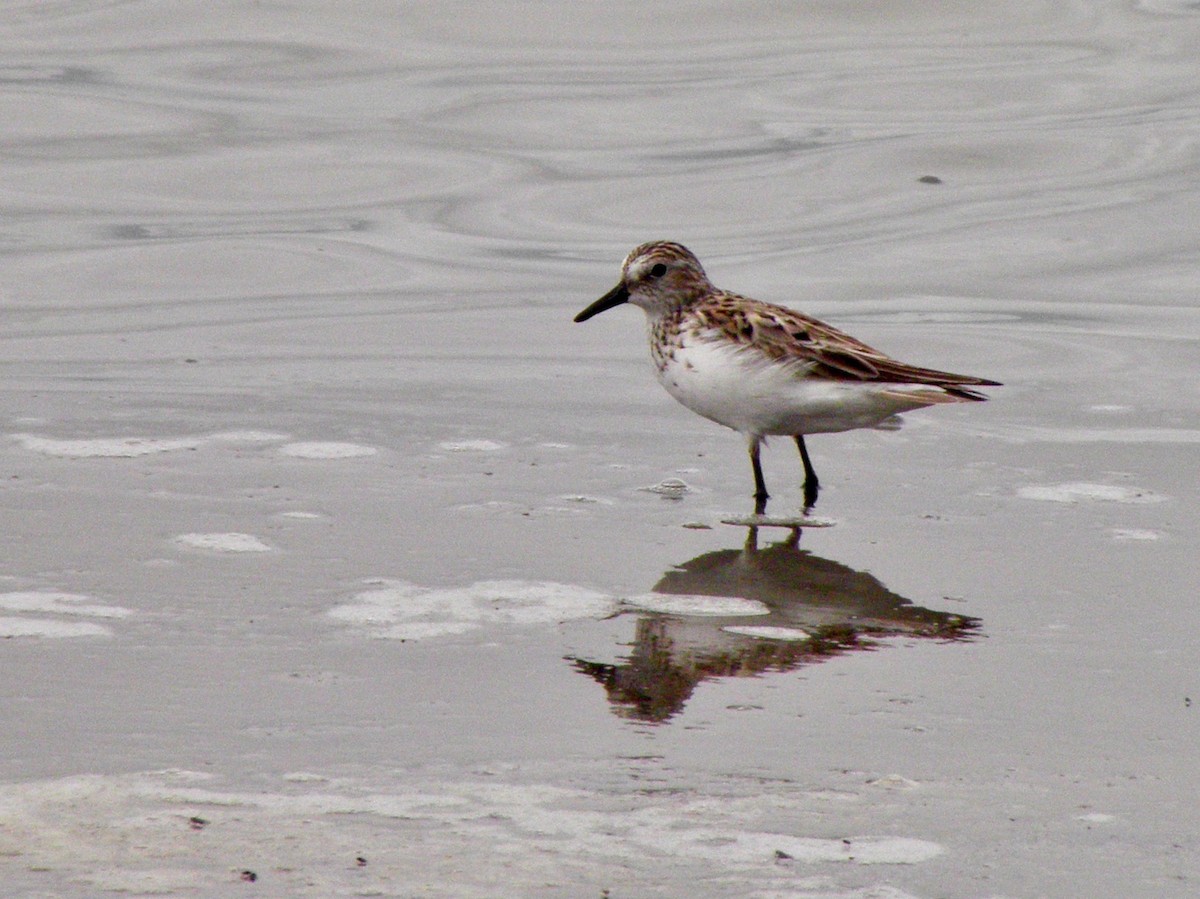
[624, 593, 771, 617]
[756, 889, 924, 899]
[437, 439, 508, 452]
[282, 772, 330, 784]
[328, 579, 614, 640]
[207, 431, 289, 444]
[279, 441, 377, 459]
[13, 434, 202, 457]
[1017, 482, 1167, 504]
[11, 430, 288, 458]
[639, 477, 691, 497]
[173, 533, 273, 553]
[0, 591, 132, 639]
[867, 775, 922, 791]
[559, 494, 614, 505]
[0, 591, 132, 619]
[722, 625, 811, 641]
[0, 617, 113, 638]
[1111, 528, 1161, 541]
[651, 829, 943, 865]
[0, 767, 945, 895]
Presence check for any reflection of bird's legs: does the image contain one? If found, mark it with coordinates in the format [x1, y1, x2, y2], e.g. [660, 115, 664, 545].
[794, 435, 819, 512]
[782, 527, 801, 549]
[742, 526, 761, 555]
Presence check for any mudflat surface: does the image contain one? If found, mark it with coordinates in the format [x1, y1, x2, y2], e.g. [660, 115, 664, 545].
[1, 2, 1198, 896]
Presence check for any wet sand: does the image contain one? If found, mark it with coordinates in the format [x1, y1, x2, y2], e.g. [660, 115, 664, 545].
[2, 2, 1199, 896]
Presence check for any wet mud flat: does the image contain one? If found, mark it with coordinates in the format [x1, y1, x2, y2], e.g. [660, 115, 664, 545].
[1, 296, 1196, 897]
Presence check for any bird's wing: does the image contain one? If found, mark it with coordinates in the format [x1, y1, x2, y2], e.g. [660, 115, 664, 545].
[693, 294, 1001, 391]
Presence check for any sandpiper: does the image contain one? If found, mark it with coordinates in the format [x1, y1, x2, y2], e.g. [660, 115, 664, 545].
[574, 241, 1000, 513]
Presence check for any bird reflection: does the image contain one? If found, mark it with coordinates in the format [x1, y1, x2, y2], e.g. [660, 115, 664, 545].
[569, 528, 980, 722]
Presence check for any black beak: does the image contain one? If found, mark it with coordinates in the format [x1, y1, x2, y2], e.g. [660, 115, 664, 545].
[573, 283, 629, 323]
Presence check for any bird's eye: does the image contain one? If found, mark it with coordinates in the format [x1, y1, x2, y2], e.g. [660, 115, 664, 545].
[649, 263, 667, 278]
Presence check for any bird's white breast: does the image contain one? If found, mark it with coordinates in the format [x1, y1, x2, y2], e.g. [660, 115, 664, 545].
[653, 329, 931, 437]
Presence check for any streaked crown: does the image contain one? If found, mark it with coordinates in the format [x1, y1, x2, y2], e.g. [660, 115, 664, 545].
[619, 241, 714, 314]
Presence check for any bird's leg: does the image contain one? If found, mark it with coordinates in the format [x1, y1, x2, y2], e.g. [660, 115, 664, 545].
[794, 435, 819, 512]
[748, 436, 769, 515]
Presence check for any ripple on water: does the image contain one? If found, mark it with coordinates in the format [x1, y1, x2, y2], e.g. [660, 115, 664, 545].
[0, 91, 208, 157]
[407, 20, 1200, 297]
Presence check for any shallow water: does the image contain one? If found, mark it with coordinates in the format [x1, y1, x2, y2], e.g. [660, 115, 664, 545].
[2, 2, 1199, 896]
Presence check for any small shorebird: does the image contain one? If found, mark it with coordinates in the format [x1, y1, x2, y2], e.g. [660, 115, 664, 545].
[574, 241, 1000, 513]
